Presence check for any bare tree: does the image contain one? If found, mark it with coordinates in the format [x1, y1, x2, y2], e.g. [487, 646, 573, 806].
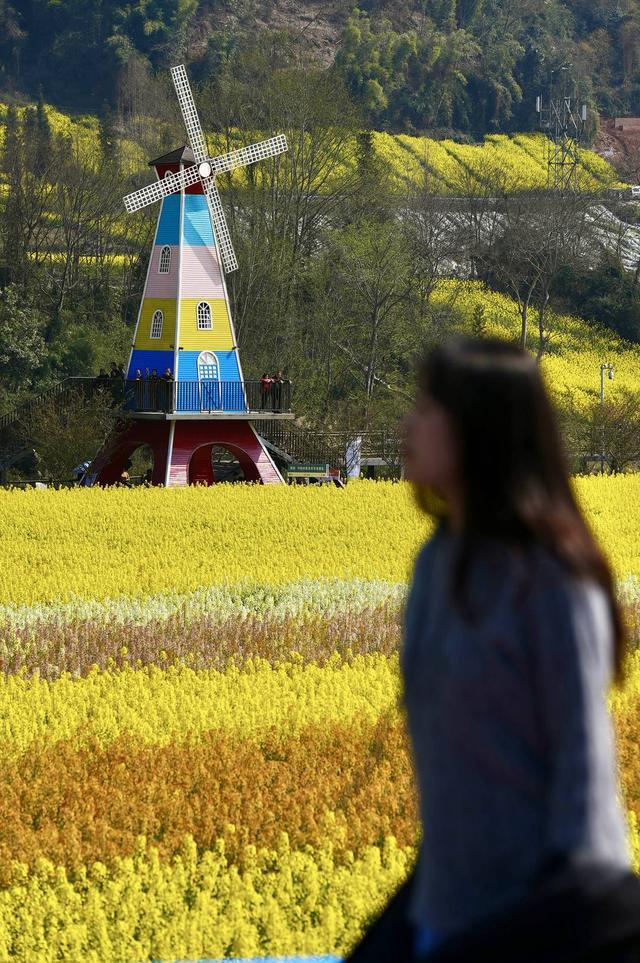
[558, 386, 640, 475]
[16, 386, 121, 479]
[402, 171, 466, 314]
[203, 67, 361, 345]
[330, 217, 414, 425]
[116, 54, 179, 171]
[43, 139, 125, 333]
[475, 187, 608, 358]
[584, 389, 640, 475]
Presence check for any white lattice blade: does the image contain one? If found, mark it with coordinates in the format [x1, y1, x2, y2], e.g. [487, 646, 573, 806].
[123, 164, 201, 212]
[171, 64, 208, 164]
[211, 134, 288, 174]
[203, 179, 238, 274]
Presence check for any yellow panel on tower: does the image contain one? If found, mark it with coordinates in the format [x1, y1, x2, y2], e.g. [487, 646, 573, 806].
[177, 298, 235, 351]
[134, 299, 177, 351]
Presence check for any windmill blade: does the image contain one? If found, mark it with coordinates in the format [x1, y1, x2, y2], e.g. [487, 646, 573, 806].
[211, 135, 288, 175]
[203, 178, 238, 274]
[123, 164, 202, 213]
[171, 64, 208, 164]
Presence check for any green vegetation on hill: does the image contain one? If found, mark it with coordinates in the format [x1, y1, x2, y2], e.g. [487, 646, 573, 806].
[2, 0, 640, 136]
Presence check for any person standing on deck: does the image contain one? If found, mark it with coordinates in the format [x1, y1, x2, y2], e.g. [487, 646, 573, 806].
[260, 373, 272, 410]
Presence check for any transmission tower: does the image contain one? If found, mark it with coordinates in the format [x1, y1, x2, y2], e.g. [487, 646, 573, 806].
[536, 67, 588, 192]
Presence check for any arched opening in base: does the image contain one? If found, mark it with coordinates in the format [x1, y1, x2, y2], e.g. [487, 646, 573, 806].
[210, 445, 246, 483]
[90, 420, 170, 487]
[126, 445, 155, 485]
[188, 443, 261, 485]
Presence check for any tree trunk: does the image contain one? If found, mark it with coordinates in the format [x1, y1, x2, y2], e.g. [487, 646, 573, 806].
[535, 296, 549, 363]
[520, 299, 528, 350]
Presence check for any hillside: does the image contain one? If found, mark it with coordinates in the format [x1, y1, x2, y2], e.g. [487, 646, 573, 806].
[0, 102, 625, 196]
[3, 0, 640, 137]
[433, 281, 640, 408]
[2, 92, 640, 479]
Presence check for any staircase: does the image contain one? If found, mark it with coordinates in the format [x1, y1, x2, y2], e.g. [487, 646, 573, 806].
[0, 378, 101, 479]
[256, 422, 401, 475]
[256, 422, 347, 471]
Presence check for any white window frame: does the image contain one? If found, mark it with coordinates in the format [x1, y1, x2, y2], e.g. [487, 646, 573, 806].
[158, 245, 171, 274]
[197, 351, 221, 410]
[150, 309, 164, 339]
[197, 301, 212, 330]
[197, 351, 220, 381]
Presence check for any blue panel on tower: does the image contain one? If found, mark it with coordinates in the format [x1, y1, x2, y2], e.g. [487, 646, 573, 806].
[183, 195, 215, 246]
[128, 349, 175, 379]
[124, 350, 176, 414]
[155, 195, 180, 246]
[177, 350, 240, 383]
[175, 350, 243, 412]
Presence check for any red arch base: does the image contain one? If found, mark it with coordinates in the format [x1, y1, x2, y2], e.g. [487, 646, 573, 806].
[88, 419, 283, 486]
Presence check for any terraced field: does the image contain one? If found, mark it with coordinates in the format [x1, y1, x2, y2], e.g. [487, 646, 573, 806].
[0, 479, 640, 960]
[0, 103, 625, 196]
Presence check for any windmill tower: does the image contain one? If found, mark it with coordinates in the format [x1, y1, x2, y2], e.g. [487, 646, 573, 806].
[87, 65, 291, 487]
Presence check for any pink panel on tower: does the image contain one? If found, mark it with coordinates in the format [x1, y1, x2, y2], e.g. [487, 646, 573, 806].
[180, 245, 225, 299]
[145, 246, 180, 298]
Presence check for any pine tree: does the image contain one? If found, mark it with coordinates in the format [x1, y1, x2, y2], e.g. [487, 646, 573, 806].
[471, 302, 487, 338]
[22, 91, 51, 177]
[1, 104, 20, 176]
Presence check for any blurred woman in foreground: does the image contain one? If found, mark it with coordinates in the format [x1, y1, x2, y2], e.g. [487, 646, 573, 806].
[349, 335, 640, 962]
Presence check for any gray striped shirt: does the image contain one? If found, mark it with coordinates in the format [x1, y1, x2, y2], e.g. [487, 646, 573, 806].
[400, 522, 631, 939]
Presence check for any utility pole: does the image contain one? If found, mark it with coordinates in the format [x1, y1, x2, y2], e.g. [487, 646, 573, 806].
[600, 363, 614, 474]
[536, 66, 588, 193]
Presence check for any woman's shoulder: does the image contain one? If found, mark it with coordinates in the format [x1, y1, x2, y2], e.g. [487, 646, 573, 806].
[514, 542, 613, 656]
[518, 541, 603, 599]
[412, 521, 452, 576]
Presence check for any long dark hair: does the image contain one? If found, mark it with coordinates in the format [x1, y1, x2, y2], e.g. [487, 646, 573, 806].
[415, 335, 627, 686]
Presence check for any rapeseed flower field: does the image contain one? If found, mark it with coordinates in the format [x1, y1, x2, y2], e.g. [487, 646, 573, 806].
[0, 102, 625, 196]
[1, 480, 640, 960]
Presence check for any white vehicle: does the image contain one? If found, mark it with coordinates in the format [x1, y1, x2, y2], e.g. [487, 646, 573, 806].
[631, 186, 640, 197]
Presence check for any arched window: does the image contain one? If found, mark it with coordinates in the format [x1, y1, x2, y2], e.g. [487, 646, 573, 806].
[197, 351, 220, 381]
[197, 351, 221, 411]
[158, 245, 171, 274]
[164, 170, 176, 187]
[150, 309, 163, 339]
[197, 301, 212, 330]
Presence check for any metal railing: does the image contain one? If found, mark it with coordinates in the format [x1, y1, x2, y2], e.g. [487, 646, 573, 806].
[123, 379, 292, 414]
[0, 378, 292, 432]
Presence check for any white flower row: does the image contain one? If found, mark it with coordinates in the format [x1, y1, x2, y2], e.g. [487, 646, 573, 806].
[0, 578, 408, 632]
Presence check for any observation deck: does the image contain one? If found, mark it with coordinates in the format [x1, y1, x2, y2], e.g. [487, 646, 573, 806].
[93, 378, 293, 420]
[123, 379, 292, 420]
